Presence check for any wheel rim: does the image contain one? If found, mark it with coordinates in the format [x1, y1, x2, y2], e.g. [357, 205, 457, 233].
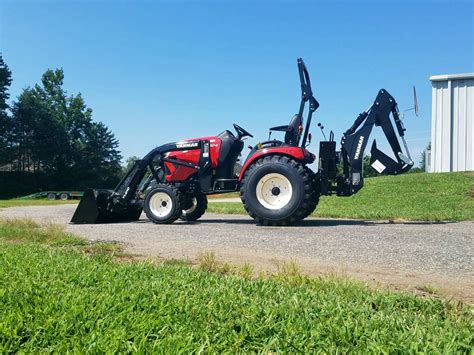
[256, 173, 293, 210]
[182, 197, 197, 216]
[149, 192, 173, 218]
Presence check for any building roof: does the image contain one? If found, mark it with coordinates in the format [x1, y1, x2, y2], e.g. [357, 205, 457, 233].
[430, 73, 474, 82]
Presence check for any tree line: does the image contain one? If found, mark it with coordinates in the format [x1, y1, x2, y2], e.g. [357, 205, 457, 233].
[0, 54, 122, 197]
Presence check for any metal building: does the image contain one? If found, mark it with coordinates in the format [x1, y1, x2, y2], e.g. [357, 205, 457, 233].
[429, 73, 474, 172]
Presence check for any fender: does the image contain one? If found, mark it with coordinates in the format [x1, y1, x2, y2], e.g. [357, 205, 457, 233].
[239, 146, 315, 181]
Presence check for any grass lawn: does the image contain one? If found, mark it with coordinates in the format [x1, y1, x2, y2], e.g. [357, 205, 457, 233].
[0, 219, 472, 352]
[0, 199, 77, 208]
[208, 192, 240, 199]
[208, 172, 474, 221]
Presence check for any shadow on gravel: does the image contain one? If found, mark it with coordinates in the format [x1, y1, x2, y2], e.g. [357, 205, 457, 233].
[189, 218, 376, 227]
[390, 221, 453, 225]
[135, 217, 455, 227]
[300, 219, 376, 227]
[186, 218, 255, 225]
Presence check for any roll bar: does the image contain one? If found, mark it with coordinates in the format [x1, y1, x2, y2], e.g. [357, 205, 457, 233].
[297, 58, 320, 147]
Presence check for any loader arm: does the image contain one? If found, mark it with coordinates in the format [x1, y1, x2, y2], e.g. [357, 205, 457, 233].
[71, 140, 211, 224]
[322, 89, 413, 196]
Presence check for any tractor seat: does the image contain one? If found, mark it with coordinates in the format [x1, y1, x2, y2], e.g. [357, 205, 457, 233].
[269, 114, 302, 146]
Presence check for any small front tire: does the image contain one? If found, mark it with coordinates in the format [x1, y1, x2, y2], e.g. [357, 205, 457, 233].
[144, 184, 182, 224]
[180, 193, 208, 222]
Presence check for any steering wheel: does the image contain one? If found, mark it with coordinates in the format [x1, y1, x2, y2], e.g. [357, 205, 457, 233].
[233, 123, 253, 140]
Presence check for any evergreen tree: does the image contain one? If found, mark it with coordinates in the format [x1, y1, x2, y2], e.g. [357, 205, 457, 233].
[0, 54, 13, 166]
[10, 67, 122, 188]
[362, 155, 378, 177]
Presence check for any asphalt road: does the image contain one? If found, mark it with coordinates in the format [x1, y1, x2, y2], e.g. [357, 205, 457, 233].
[2, 204, 473, 301]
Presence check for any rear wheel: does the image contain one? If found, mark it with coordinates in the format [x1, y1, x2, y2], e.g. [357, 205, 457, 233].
[59, 193, 69, 201]
[47, 193, 56, 200]
[240, 155, 314, 225]
[300, 166, 320, 219]
[144, 184, 182, 224]
[180, 193, 208, 221]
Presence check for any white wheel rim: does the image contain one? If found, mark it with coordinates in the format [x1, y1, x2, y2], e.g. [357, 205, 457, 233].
[149, 192, 173, 218]
[182, 197, 197, 216]
[256, 173, 293, 210]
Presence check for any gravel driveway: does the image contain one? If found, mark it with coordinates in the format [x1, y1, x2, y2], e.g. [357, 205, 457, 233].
[2, 204, 473, 302]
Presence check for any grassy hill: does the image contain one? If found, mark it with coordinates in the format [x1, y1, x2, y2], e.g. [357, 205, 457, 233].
[208, 172, 474, 221]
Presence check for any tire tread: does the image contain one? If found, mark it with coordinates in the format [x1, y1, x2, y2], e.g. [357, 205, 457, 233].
[240, 155, 320, 226]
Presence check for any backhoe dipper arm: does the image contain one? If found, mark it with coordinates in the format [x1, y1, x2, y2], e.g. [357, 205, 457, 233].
[338, 89, 413, 195]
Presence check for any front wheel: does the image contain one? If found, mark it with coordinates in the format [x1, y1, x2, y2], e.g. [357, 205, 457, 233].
[144, 184, 182, 224]
[240, 155, 314, 226]
[180, 193, 208, 222]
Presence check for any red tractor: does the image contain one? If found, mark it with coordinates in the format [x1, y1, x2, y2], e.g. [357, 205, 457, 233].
[72, 58, 413, 226]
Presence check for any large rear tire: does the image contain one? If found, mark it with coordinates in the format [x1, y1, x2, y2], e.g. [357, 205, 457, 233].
[180, 193, 208, 222]
[240, 155, 314, 226]
[144, 184, 182, 224]
[300, 166, 320, 219]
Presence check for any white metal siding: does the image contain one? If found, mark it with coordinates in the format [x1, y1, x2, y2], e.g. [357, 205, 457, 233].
[430, 74, 474, 172]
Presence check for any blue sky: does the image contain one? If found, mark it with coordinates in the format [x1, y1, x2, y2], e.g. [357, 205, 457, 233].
[1, 0, 473, 165]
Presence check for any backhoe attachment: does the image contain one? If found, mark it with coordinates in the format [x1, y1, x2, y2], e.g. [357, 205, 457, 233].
[318, 89, 413, 196]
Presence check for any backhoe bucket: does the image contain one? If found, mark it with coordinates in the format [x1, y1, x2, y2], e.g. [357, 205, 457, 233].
[370, 140, 413, 175]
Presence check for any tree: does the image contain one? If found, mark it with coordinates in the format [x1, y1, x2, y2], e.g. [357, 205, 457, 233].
[0, 54, 13, 166]
[8, 67, 122, 189]
[122, 155, 140, 176]
[362, 155, 378, 178]
[76, 121, 122, 187]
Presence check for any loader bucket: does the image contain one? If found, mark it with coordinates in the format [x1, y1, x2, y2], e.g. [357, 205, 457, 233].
[71, 188, 143, 224]
[70, 188, 115, 224]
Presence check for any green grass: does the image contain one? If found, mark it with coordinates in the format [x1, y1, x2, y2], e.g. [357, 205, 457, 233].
[0, 218, 473, 352]
[207, 201, 247, 214]
[208, 192, 240, 199]
[0, 218, 86, 246]
[0, 199, 77, 208]
[207, 172, 474, 221]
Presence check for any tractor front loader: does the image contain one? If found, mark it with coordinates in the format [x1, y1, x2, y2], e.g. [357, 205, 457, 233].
[71, 58, 413, 226]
